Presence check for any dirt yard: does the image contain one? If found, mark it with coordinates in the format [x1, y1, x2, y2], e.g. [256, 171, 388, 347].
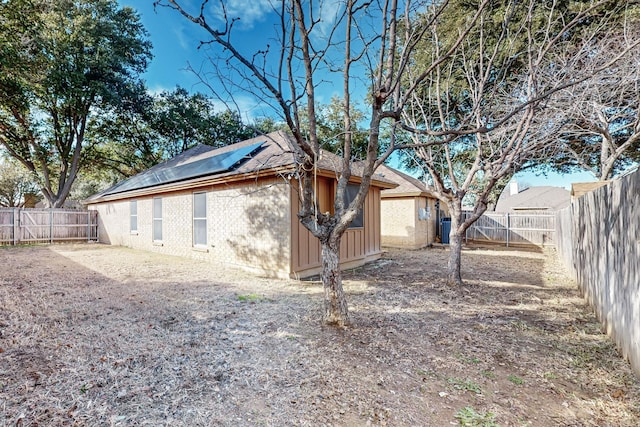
[0, 243, 638, 426]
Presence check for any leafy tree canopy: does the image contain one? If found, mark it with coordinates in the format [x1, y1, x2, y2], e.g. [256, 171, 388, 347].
[0, 0, 152, 207]
[88, 86, 268, 180]
[0, 155, 40, 207]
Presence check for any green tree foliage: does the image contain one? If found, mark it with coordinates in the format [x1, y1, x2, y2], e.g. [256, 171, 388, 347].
[399, 0, 636, 283]
[90, 86, 263, 179]
[151, 87, 259, 157]
[541, 21, 640, 180]
[0, 157, 39, 207]
[87, 84, 162, 178]
[0, 0, 152, 207]
[317, 97, 369, 160]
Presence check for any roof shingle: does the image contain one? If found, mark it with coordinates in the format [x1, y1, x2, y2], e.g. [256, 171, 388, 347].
[86, 131, 396, 203]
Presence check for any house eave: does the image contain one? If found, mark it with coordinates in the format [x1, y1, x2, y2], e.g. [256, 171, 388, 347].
[381, 191, 428, 199]
[85, 165, 397, 204]
[85, 166, 297, 204]
[511, 207, 551, 211]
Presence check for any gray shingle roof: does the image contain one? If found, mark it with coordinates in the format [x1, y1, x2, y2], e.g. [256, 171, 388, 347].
[86, 131, 396, 203]
[376, 164, 424, 196]
[495, 186, 570, 212]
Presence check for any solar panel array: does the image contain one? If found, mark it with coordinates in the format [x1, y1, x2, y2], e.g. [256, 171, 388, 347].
[103, 141, 265, 196]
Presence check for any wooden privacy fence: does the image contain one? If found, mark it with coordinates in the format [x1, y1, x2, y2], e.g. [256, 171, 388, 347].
[463, 211, 556, 247]
[555, 170, 640, 378]
[0, 208, 98, 245]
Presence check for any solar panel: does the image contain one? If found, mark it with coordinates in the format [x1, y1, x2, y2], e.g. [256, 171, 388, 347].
[104, 141, 265, 196]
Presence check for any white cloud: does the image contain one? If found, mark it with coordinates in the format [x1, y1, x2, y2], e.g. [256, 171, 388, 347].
[207, 0, 275, 29]
[315, 0, 344, 38]
[209, 94, 273, 123]
[146, 84, 173, 96]
[171, 23, 191, 50]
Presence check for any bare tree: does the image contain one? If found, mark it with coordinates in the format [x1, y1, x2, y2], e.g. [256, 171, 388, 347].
[544, 23, 640, 180]
[400, 0, 638, 284]
[155, 0, 491, 325]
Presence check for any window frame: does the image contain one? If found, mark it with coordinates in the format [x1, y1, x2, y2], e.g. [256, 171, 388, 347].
[152, 197, 163, 242]
[344, 183, 364, 229]
[129, 200, 138, 233]
[193, 191, 207, 247]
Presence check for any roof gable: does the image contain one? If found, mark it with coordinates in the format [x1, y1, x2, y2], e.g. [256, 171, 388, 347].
[86, 131, 396, 203]
[377, 164, 434, 197]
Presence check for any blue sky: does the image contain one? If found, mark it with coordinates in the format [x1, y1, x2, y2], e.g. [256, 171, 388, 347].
[119, 2, 222, 92]
[120, 1, 352, 115]
[119, 1, 287, 118]
[513, 169, 595, 190]
[119, 1, 596, 190]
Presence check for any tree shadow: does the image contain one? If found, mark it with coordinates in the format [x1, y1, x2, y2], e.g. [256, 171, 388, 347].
[223, 180, 292, 278]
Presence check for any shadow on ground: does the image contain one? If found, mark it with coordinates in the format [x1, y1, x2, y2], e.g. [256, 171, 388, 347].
[1, 243, 638, 426]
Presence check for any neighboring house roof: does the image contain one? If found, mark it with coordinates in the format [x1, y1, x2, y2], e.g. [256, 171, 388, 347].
[495, 186, 570, 212]
[86, 131, 396, 203]
[571, 181, 610, 198]
[376, 164, 435, 198]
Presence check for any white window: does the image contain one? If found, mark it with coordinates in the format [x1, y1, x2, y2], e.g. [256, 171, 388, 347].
[130, 200, 138, 233]
[153, 197, 162, 241]
[193, 192, 207, 247]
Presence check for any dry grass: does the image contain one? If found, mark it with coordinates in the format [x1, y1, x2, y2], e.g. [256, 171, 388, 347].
[0, 243, 638, 426]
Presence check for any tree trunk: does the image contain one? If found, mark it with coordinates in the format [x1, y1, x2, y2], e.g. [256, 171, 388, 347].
[446, 209, 464, 285]
[447, 231, 464, 285]
[320, 236, 349, 326]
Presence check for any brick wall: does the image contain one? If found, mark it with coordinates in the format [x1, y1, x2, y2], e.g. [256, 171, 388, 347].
[90, 177, 292, 277]
[381, 196, 437, 249]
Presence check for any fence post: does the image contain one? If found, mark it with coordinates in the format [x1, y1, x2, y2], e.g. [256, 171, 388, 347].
[49, 209, 53, 244]
[13, 208, 19, 245]
[464, 212, 468, 243]
[506, 213, 510, 247]
[474, 218, 477, 240]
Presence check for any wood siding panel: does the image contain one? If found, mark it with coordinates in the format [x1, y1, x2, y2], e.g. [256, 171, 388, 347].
[364, 187, 381, 254]
[364, 188, 380, 254]
[291, 181, 383, 277]
[340, 229, 362, 262]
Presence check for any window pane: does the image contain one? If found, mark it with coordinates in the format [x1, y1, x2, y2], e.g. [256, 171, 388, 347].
[130, 214, 137, 232]
[344, 184, 364, 228]
[194, 219, 207, 246]
[194, 192, 206, 218]
[130, 200, 137, 232]
[153, 198, 162, 241]
[153, 198, 162, 217]
[193, 193, 206, 246]
[153, 219, 162, 241]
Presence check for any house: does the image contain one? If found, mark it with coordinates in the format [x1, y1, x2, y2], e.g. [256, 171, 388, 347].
[85, 131, 396, 279]
[495, 181, 570, 212]
[377, 164, 442, 249]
